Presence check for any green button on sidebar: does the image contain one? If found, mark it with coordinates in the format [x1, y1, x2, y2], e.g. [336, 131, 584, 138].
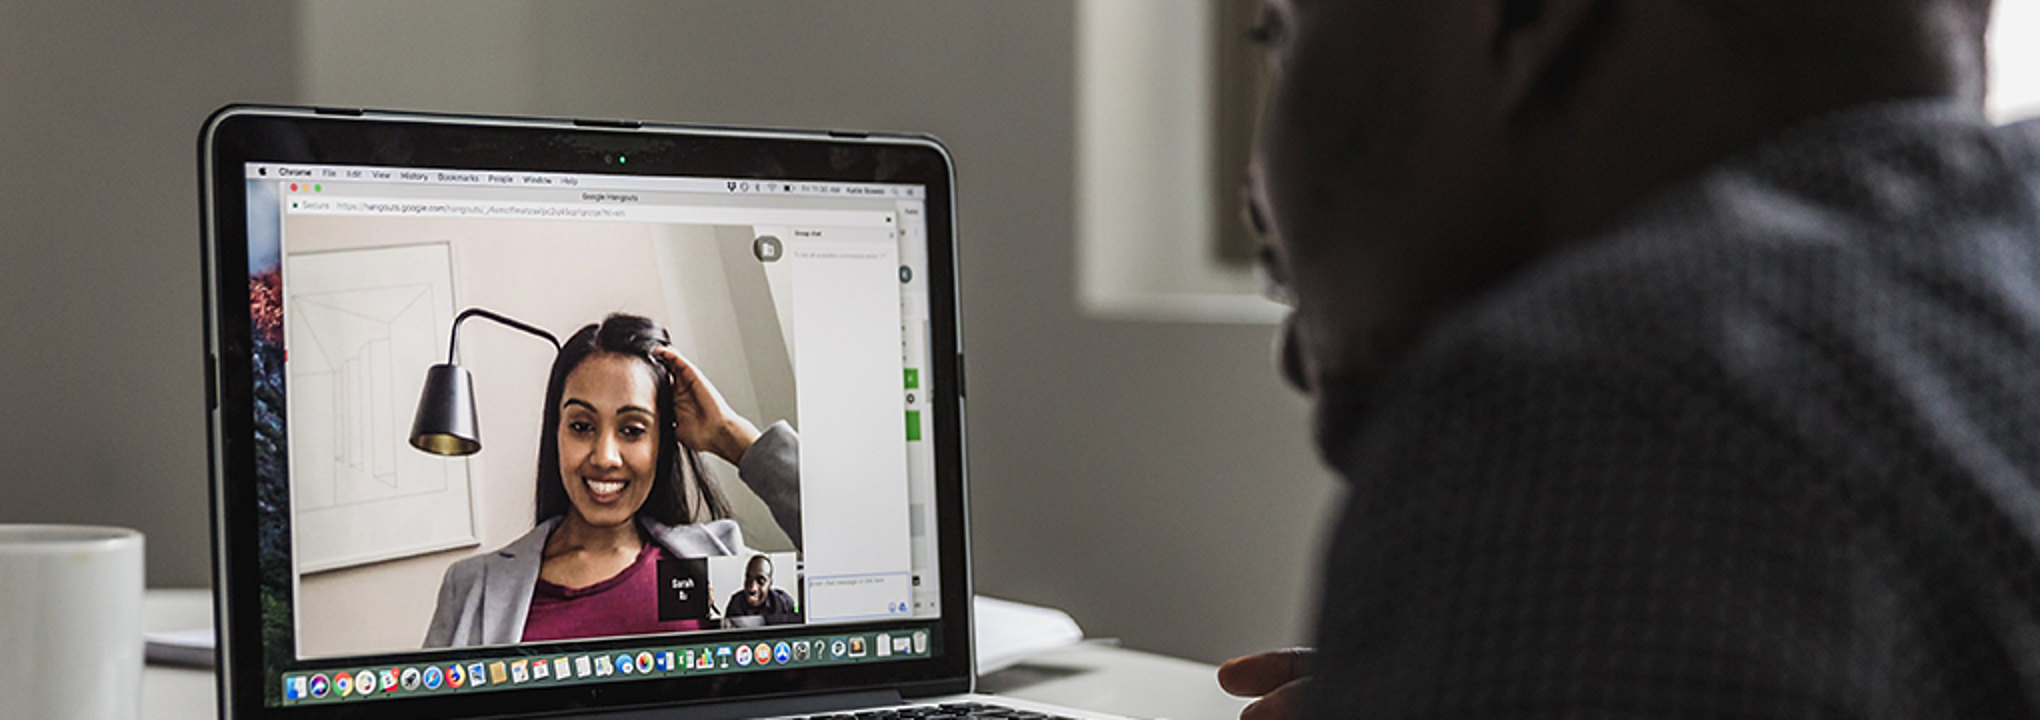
[906, 411, 922, 442]
[904, 368, 920, 390]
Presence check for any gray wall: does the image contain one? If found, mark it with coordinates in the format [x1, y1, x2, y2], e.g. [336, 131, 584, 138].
[0, 0, 1339, 665]
[0, 0, 297, 585]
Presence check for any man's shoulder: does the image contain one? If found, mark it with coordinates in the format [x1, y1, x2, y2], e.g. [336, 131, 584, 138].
[1433, 105, 2040, 372]
[1354, 114, 2040, 477]
[1422, 223, 1825, 379]
[1386, 222, 1833, 425]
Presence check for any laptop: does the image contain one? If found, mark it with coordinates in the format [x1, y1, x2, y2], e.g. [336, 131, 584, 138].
[200, 105, 1121, 719]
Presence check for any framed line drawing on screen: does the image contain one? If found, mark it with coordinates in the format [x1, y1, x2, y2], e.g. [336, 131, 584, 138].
[283, 242, 479, 573]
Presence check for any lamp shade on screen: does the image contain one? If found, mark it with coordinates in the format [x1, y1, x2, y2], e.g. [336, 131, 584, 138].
[408, 363, 481, 456]
[407, 307, 560, 457]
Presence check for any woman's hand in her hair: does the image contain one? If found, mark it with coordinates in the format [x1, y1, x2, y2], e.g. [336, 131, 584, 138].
[653, 347, 762, 465]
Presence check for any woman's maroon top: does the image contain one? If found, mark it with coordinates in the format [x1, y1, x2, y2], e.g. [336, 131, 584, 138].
[522, 543, 703, 642]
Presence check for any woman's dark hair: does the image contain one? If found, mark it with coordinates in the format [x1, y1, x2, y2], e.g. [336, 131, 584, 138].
[535, 313, 733, 526]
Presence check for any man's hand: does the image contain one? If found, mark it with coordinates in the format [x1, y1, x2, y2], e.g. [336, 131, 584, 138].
[1217, 648, 1313, 720]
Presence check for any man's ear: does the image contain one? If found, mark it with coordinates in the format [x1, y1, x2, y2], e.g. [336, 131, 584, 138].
[1487, 0, 1615, 117]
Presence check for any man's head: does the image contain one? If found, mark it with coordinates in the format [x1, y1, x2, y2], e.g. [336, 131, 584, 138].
[743, 554, 773, 606]
[1250, 0, 1994, 400]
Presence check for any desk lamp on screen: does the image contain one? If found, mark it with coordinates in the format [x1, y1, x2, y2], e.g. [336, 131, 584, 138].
[409, 307, 561, 456]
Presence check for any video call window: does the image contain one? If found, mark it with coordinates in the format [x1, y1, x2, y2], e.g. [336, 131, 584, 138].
[240, 167, 937, 668]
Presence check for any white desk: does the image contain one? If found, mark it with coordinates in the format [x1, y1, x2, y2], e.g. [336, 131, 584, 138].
[143, 590, 1247, 720]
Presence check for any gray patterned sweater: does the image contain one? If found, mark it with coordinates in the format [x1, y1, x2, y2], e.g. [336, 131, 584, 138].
[1310, 102, 2040, 718]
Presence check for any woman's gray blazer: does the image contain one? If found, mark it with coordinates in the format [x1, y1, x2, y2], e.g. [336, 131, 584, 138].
[423, 421, 799, 648]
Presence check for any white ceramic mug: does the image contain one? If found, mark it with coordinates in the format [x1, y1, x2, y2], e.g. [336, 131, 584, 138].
[0, 525, 145, 720]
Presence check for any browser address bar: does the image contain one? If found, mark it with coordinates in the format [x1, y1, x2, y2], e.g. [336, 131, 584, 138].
[288, 197, 897, 228]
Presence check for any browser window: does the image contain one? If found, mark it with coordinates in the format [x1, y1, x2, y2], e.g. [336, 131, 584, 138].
[240, 162, 943, 705]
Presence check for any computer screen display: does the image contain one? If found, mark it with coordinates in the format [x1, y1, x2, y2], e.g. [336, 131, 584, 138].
[236, 161, 945, 707]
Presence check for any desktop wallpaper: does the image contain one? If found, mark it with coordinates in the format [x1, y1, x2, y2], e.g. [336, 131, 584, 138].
[250, 224, 297, 706]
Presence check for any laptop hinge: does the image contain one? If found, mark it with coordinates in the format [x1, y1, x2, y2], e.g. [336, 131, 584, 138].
[557, 689, 905, 719]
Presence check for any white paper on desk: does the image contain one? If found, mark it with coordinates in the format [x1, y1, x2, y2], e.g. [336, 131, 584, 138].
[973, 595, 1085, 674]
[145, 627, 216, 667]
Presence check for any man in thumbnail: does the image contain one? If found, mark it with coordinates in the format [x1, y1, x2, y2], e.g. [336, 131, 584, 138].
[724, 554, 799, 624]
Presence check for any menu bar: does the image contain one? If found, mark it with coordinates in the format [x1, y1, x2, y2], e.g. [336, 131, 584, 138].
[246, 163, 926, 198]
[278, 628, 938, 707]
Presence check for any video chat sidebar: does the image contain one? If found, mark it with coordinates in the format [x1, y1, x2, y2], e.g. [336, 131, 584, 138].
[281, 629, 936, 705]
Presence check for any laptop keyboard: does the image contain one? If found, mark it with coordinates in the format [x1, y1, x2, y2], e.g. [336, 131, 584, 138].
[792, 701, 1077, 720]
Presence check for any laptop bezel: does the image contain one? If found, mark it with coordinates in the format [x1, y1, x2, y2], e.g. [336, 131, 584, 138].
[200, 105, 974, 718]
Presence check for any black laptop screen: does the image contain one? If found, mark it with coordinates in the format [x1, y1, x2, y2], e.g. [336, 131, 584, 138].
[224, 142, 954, 711]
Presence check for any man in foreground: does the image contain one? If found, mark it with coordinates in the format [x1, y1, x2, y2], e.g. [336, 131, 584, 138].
[1219, 0, 2040, 716]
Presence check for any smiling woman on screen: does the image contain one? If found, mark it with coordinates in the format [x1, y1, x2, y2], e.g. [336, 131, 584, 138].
[424, 313, 800, 647]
